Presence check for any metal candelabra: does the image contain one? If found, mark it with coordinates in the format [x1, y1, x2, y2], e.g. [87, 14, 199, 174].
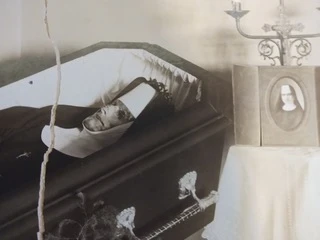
[225, 0, 320, 66]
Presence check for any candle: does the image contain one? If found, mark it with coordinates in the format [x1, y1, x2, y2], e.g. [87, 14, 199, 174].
[232, 0, 242, 11]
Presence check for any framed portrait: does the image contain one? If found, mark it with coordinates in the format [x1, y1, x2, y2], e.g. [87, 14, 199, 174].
[233, 65, 320, 146]
[267, 77, 306, 132]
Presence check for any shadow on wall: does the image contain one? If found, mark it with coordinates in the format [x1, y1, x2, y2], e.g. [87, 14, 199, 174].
[198, 28, 238, 175]
[198, 28, 249, 83]
[0, 42, 81, 88]
[0, 54, 57, 88]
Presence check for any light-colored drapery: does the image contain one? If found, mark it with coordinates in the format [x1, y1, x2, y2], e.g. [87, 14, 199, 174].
[202, 146, 320, 240]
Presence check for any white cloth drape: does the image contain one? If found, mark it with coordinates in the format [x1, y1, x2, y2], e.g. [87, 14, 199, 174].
[202, 146, 320, 240]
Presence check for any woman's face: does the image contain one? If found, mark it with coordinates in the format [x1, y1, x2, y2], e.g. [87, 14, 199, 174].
[280, 85, 295, 105]
[83, 104, 131, 132]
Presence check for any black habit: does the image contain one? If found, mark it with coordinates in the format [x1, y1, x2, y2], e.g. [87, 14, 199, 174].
[0, 77, 174, 196]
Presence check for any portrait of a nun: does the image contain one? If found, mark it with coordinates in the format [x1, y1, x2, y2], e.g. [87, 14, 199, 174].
[270, 83, 304, 131]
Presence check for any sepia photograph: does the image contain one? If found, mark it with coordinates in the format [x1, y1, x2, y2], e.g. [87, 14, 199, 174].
[1, 0, 320, 240]
[268, 77, 305, 131]
[0, 42, 229, 240]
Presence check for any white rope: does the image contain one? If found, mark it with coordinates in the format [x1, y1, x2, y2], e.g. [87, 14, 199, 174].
[37, 0, 62, 239]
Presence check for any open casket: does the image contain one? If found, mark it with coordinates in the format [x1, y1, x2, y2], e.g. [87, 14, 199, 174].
[0, 42, 231, 240]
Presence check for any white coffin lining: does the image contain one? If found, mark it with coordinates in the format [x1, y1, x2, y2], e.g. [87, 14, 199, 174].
[0, 49, 198, 111]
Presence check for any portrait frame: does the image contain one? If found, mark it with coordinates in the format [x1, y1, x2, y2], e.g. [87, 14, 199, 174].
[232, 64, 320, 146]
[264, 74, 309, 132]
[260, 66, 319, 146]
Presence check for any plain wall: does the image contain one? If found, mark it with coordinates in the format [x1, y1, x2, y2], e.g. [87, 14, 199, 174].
[0, 0, 314, 81]
[1, 1, 320, 239]
[0, 0, 21, 62]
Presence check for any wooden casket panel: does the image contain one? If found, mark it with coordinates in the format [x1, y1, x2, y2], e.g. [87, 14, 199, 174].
[0, 104, 228, 240]
[0, 42, 232, 240]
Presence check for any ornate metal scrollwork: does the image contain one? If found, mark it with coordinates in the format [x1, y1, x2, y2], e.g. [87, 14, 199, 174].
[226, 1, 320, 66]
[116, 207, 137, 237]
[178, 171, 197, 200]
[290, 38, 312, 66]
[258, 39, 282, 66]
[178, 171, 218, 211]
[118, 171, 219, 240]
[46, 171, 219, 240]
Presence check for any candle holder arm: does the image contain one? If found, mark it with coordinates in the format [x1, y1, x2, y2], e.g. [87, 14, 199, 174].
[235, 19, 279, 40]
[290, 32, 320, 39]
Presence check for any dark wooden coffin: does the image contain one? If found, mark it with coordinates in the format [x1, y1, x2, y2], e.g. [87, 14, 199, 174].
[0, 42, 232, 240]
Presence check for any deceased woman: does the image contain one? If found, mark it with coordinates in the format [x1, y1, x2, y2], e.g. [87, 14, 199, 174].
[0, 77, 174, 196]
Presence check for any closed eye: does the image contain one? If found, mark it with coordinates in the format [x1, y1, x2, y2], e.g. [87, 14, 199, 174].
[118, 110, 126, 119]
[95, 114, 105, 126]
[100, 107, 107, 115]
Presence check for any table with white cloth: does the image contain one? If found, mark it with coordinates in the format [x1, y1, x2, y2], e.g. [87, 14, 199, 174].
[202, 145, 320, 240]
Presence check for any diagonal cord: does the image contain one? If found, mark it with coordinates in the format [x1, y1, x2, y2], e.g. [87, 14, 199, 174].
[37, 0, 62, 239]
